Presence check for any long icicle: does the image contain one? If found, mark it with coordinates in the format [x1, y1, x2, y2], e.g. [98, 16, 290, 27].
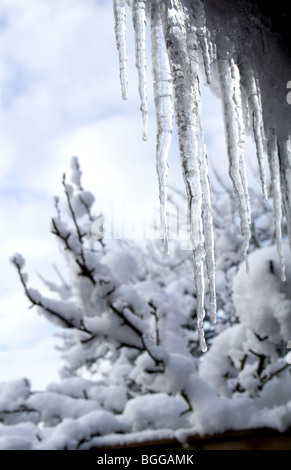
[247, 69, 268, 200]
[267, 130, 286, 281]
[218, 56, 252, 270]
[113, 0, 128, 100]
[161, 0, 207, 351]
[132, 0, 148, 141]
[188, 0, 212, 85]
[198, 27, 211, 84]
[278, 135, 291, 253]
[150, 1, 174, 254]
[186, 17, 216, 324]
[231, 59, 251, 227]
[197, 108, 217, 325]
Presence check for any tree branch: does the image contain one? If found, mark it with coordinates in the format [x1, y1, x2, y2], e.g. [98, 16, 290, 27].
[110, 302, 164, 367]
[148, 301, 160, 346]
[12, 256, 95, 339]
[63, 173, 87, 244]
[261, 363, 290, 386]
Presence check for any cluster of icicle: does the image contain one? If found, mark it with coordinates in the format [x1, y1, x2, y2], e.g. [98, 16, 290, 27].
[112, 0, 290, 352]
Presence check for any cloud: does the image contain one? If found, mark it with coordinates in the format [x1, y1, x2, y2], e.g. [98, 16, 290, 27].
[0, 0, 233, 389]
[0, 336, 63, 390]
[53, 114, 160, 206]
[0, 0, 121, 387]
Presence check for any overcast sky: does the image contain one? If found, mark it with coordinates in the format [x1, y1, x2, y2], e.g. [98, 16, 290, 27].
[0, 0, 238, 389]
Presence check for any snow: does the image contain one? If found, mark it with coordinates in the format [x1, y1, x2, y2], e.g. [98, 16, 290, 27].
[199, 244, 291, 429]
[27, 392, 100, 425]
[101, 250, 139, 284]
[199, 324, 245, 398]
[10, 253, 25, 270]
[1, 239, 291, 449]
[5, 140, 291, 452]
[122, 393, 189, 431]
[0, 378, 30, 412]
[34, 410, 129, 450]
[232, 244, 291, 343]
[0, 422, 39, 450]
[70, 156, 83, 189]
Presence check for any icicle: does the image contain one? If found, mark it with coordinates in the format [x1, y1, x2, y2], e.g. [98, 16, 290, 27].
[193, 246, 207, 352]
[194, 1, 212, 85]
[161, 1, 203, 250]
[111, 0, 291, 351]
[198, 27, 212, 85]
[208, 33, 217, 65]
[185, 18, 216, 324]
[218, 56, 252, 270]
[132, 0, 148, 141]
[150, 1, 174, 254]
[267, 130, 286, 281]
[113, 0, 128, 100]
[161, 0, 207, 348]
[197, 112, 217, 324]
[231, 59, 251, 227]
[242, 88, 251, 131]
[247, 69, 268, 200]
[278, 135, 291, 253]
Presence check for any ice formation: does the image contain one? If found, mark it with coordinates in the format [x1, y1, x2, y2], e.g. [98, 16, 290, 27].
[113, 0, 291, 348]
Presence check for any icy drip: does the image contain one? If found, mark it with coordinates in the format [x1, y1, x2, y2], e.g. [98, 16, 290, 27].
[132, 0, 148, 141]
[197, 111, 216, 324]
[191, 0, 212, 85]
[186, 19, 216, 324]
[113, 0, 128, 100]
[160, 1, 204, 250]
[208, 32, 217, 65]
[218, 56, 251, 270]
[246, 69, 268, 200]
[267, 131, 286, 281]
[193, 245, 207, 352]
[161, 0, 207, 351]
[278, 135, 291, 253]
[231, 60, 251, 227]
[150, 1, 174, 254]
[197, 28, 211, 85]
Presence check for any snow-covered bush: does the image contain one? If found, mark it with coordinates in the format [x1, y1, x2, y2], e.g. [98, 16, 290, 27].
[200, 245, 291, 399]
[5, 158, 199, 449]
[3, 158, 290, 450]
